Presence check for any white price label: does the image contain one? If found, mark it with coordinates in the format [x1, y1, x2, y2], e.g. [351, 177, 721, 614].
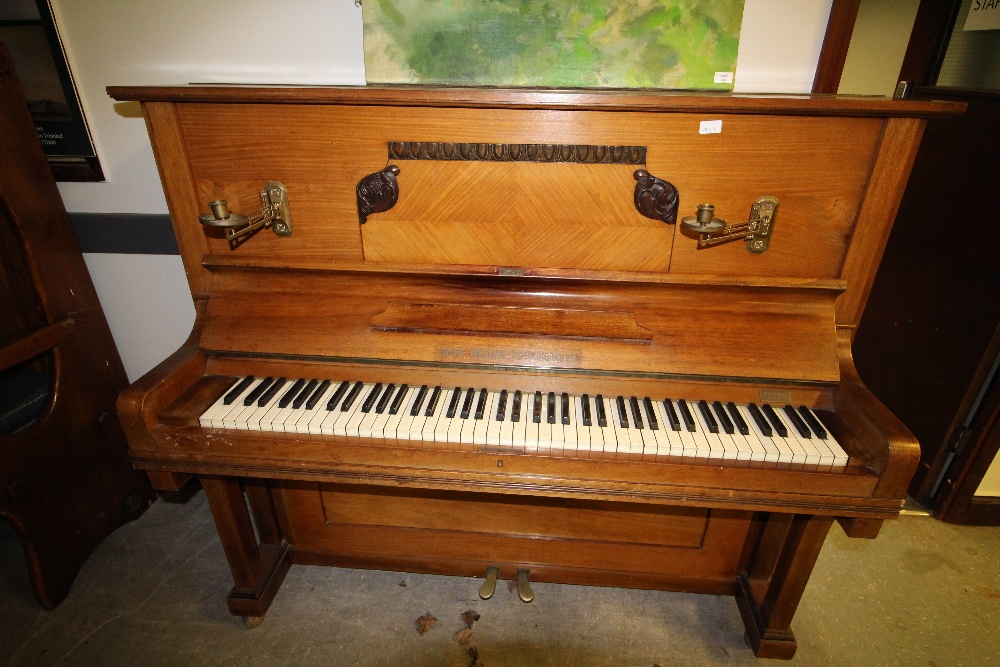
[699, 120, 723, 135]
[714, 72, 734, 84]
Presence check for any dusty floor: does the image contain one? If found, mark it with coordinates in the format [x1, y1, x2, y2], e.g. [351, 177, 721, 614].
[1, 488, 998, 666]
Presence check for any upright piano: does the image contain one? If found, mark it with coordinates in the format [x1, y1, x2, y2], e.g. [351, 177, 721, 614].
[108, 85, 963, 658]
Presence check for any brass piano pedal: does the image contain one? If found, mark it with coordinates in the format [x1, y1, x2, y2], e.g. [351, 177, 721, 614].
[516, 568, 534, 603]
[479, 566, 500, 600]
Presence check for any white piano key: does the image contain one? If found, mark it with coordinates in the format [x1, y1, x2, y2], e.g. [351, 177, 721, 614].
[247, 387, 284, 431]
[356, 384, 386, 438]
[498, 391, 515, 447]
[537, 393, 554, 453]
[573, 397, 590, 452]
[472, 391, 495, 446]
[562, 395, 577, 451]
[402, 386, 430, 440]
[434, 388, 460, 443]
[459, 391, 478, 445]
[524, 392, 541, 451]
[485, 391, 505, 446]
[650, 400, 675, 455]
[597, 396, 617, 453]
[419, 387, 446, 442]
[200, 377, 247, 427]
[690, 400, 726, 459]
[446, 389, 467, 443]
[383, 386, 414, 440]
[511, 390, 529, 448]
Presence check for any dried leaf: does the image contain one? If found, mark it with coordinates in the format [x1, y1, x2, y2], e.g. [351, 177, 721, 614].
[461, 609, 481, 629]
[415, 612, 437, 635]
[467, 646, 483, 667]
[453, 627, 476, 646]
[398, 580, 407, 587]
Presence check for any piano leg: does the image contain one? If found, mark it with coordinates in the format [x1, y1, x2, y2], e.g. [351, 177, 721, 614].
[735, 513, 834, 660]
[201, 476, 291, 625]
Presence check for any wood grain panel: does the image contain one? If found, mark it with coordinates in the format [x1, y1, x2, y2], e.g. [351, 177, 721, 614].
[318, 484, 709, 547]
[200, 269, 842, 382]
[176, 105, 881, 278]
[283, 482, 749, 580]
[363, 162, 672, 270]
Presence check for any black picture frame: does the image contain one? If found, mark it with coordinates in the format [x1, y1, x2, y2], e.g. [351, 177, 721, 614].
[0, 0, 104, 181]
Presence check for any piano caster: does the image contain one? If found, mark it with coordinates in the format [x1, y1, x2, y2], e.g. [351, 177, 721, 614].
[479, 566, 500, 600]
[243, 615, 265, 629]
[516, 569, 534, 603]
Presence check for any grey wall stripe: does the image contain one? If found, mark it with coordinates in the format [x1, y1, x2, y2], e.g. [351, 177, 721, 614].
[69, 213, 179, 255]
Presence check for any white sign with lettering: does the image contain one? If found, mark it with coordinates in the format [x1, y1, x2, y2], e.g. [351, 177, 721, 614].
[965, 0, 1000, 31]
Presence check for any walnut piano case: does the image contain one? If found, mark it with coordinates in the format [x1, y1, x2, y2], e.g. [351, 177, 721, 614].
[108, 85, 962, 658]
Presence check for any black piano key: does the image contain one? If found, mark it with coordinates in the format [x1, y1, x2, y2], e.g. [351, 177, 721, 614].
[761, 404, 788, 437]
[359, 383, 383, 413]
[726, 401, 750, 435]
[697, 400, 719, 433]
[595, 395, 607, 427]
[798, 406, 828, 439]
[293, 379, 319, 409]
[474, 388, 488, 420]
[663, 399, 681, 431]
[258, 377, 286, 407]
[375, 384, 395, 414]
[244, 377, 273, 406]
[340, 381, 363, 411]
[305, 380, 331, 410]
[581, 394, 592, 427]
[496, 390, 508, 421]
[677, 399, 696, 432]
[326, 381, 350, 411]
[643, 397, 659, 430]
[279, 378, 306, 409]
[747, 403, 772, 436]
[561, 393, 570, 425]
[410, 385, 428, 416]
[712, 400, 734, 434]
[616, 396, 629, 428]
[511, 390, 522, 423]
[424, 386, 442, 416]
[388, 384, 408, 415]
[629, 397, 644, 430]
[446, 387, 462, 419]
[224, 376, 255, 405]
[547, 392, 556, 424]
[461, 388, 476, 419]
[533, 391, 542, 424]
[783, 405, 811, 438]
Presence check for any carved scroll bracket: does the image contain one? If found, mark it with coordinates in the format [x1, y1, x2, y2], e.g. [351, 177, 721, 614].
[633, 169, 679, 225]
[357, 165, 400, 224]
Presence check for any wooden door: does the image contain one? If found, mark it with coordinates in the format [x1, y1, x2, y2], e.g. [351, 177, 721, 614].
[852, 0, 1000, 523]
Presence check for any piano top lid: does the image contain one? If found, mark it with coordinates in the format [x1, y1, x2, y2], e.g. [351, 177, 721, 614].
[106, 85, 967, 118]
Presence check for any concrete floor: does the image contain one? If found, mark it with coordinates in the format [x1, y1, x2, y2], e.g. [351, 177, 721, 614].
[1, 489, 998, 667]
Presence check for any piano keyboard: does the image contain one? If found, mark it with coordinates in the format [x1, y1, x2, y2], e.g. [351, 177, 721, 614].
[199, 376, 848, 466]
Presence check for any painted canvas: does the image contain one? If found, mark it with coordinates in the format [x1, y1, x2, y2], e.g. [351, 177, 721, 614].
[362, 0, 744, 90]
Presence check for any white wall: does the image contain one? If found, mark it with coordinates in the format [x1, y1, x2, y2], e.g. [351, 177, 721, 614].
[47, 0, 834, 381]
[838, 0, 920, 96]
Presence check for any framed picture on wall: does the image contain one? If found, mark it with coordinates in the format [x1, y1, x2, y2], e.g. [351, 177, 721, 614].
[0, 0, 103, 181]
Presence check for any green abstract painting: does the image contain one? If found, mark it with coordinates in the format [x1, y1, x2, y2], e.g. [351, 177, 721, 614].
[362, 0, 743, 89]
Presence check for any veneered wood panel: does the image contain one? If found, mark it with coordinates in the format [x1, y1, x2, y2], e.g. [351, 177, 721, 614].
[200, 269, 842, 382]
[319, 485, 709, 547]
[177, 105, 881, 278]
[364, 162, 673, 271]
[283, 482, 750, 579]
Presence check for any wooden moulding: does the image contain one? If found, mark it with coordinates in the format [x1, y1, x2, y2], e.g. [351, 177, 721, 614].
[107, 85, 967, 118]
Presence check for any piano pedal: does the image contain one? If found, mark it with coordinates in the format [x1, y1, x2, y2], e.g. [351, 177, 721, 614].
[479, 566, 500, 600]
[516, 568, 534, 603]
